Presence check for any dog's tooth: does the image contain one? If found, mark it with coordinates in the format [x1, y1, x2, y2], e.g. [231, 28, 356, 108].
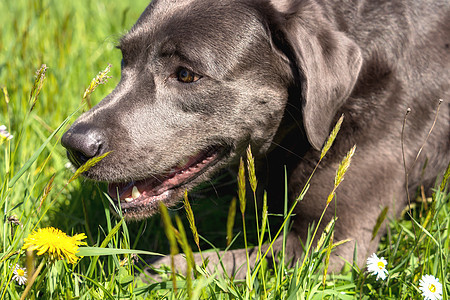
[132, 186, 141, 199]
[124, 197, 134, 203]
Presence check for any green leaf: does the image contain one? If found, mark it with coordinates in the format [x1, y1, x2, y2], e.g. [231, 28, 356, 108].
[118, 266, 134, 285]
[77, 247, 162, 257]
[371, 206, 389, 241]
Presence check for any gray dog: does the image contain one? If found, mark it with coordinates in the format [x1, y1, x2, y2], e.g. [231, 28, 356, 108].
[62, 0, 449, 277]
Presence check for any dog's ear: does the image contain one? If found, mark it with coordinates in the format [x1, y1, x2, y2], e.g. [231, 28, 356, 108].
[272, 1, 362, 150]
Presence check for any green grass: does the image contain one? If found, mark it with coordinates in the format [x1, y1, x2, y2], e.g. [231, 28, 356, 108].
[0, 0, 448, 299]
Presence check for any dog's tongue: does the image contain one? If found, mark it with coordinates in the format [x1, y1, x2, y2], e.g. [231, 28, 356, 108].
[107, 147, 220, 203]
[107, 172, 180, 201]
[107, 174, 176, 202]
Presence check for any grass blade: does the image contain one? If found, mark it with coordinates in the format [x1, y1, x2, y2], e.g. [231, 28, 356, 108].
[8, 106, 82, 188]
[77, 247, 162, 257]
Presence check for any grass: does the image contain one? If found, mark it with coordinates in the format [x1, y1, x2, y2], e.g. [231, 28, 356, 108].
[0, 0, 448, 298]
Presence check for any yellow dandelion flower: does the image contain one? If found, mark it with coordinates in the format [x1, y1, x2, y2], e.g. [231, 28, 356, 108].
[22, 227, 86, 264]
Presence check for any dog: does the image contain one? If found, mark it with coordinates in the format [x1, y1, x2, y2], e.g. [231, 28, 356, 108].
[62, 0, 449, 277]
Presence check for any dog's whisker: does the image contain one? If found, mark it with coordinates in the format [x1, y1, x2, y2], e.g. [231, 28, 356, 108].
[270, 141, 306, 161]
[206, 180, 220, 199]
[145, 173, 164, 184]
[285, 106, 305, 133]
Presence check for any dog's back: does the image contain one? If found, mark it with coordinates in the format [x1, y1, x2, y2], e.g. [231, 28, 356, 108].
[286, 0, 449, 270]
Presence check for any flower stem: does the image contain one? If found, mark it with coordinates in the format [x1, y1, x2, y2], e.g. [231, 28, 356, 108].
[20, 259, 45, 300]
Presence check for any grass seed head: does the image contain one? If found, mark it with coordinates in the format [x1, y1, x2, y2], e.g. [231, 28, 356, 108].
[246, 145, 257, 193]
[226, 197, 237, 247]
[321, 114, 344, 160]
[326, 145, 356, 205]
[159, 202, 179, 256]
[29, 64, 48, 111]
[334, 145, 356, 188]
[69, 151, 111, 183]
[183, 190, 200, 249]
[317, 217, 336, 250]
[39, 174, 56, 210]
[175, 215, 194, 297]
[2, 87, 10, 104]
[260, 192, 268, 239]
[82, 64, 112, 102]
[238, 157, 246, 215]
[159, 202, 179, 290]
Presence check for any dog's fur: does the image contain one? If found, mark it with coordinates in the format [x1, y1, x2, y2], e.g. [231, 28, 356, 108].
[62, 0, 449, 277]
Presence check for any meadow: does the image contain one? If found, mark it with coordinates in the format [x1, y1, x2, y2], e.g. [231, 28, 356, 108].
[0, 0, 448, 299]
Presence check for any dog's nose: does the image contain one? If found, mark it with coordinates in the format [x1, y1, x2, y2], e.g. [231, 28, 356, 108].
[61, 126, 106, 168]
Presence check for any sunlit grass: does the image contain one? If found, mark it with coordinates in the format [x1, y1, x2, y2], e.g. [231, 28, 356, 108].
[0, 0, 448, 299]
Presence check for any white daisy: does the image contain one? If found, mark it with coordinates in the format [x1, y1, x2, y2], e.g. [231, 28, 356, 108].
[366, 253, 388, 280]
[12, 264, 27, 285]
[65, 161, 76, 172]
[419, 274, 442, 300]
[0, 125, 13, 141]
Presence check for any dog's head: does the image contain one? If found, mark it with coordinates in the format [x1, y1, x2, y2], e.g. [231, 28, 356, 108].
[62, 0, 361, 220]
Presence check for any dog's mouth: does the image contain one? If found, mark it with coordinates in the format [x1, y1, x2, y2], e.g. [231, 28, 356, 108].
[107, 145, 229, 218]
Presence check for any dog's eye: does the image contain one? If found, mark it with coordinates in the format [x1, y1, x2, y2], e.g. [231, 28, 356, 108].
[176, 68, 201, 83]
